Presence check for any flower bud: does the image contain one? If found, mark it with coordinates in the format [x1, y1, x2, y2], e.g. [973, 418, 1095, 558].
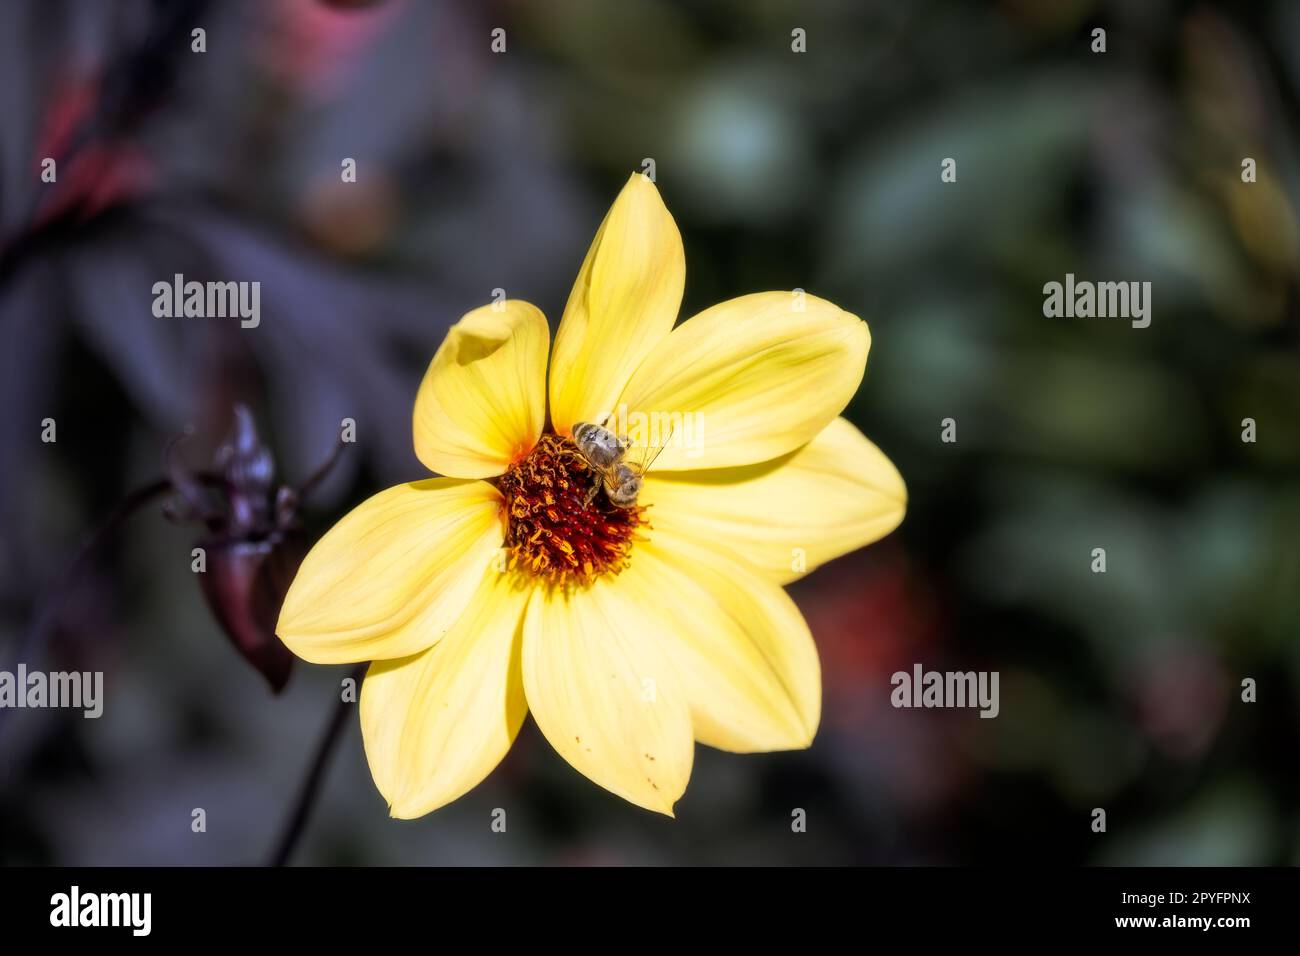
[197, 534, 304, 693]
[166, 404, 342, 693]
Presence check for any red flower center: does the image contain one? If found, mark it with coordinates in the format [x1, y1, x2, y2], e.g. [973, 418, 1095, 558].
[497, 433, 644, 586]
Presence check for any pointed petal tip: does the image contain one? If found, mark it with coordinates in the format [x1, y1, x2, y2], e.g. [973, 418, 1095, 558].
[642, 789, 682, 818]
[387, 799, 426, 821]
[387, 802, 417, 821]
[626, 169, 657, 189]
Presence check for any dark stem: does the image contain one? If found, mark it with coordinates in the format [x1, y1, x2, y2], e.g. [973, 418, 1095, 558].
[2, 469, 234, 741]
[11, 477, 172, 664]
[268, 663, 367, 867]
[294, 437, 347, 500]
[0, 477, 172, 739]
[11, 471, 230, 657]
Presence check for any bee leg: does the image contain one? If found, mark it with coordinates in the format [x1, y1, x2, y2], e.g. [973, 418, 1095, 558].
[583, 482, 600, 510]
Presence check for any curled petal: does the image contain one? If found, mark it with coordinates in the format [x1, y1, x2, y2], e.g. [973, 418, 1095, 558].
[413, 301, 549, 478]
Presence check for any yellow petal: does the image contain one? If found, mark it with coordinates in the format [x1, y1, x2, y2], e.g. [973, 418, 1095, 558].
[412, 301, 549, 479]
[277, 479, 504, 664]
[618, 533, 820, 752]
[548, 173, 685, 437]
[640, 417, 906, 585]
[522, 578, 693, 815]
[360, 569, 531, 818]
[616, 292, 870, 471]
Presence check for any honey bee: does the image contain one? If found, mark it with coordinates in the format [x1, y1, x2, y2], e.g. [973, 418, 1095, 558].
[572, 419, 671, 508]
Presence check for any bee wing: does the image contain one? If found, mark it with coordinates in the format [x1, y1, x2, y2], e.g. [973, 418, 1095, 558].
[628, 421, 675, 475]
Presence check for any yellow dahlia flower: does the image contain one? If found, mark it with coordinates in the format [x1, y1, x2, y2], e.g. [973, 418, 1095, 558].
[276, 174, 906, 817]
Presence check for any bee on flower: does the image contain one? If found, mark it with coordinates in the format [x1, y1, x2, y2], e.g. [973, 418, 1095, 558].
[276, 174, 906, 817]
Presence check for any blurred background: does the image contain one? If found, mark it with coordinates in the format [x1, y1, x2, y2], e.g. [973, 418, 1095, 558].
[1, 0, 1298, 865]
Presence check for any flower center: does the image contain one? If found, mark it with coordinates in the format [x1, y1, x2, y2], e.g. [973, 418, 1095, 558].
[497, 433, 644, 586]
